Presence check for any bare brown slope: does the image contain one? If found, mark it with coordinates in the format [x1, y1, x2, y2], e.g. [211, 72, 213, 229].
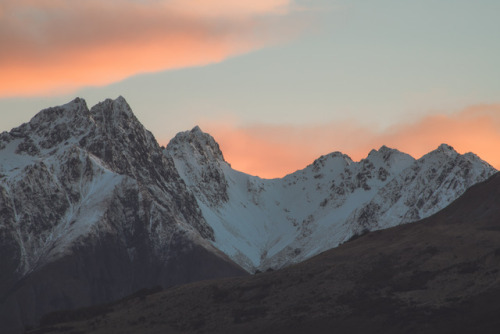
[31, 172, 500, 334]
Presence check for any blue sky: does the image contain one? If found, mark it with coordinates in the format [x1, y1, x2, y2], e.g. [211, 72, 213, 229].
[1, 0, 499, 176]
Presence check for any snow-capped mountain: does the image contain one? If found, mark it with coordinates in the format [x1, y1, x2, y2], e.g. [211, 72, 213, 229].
[166, 127, 497, 272]
[34, 172, 500, 334]
[0, 96, 496, 332]
[0, 97, 245, 333]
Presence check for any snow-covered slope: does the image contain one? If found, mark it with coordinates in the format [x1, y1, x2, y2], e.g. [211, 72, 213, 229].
[1, 97, 496, 332]
[166, 127, 497, 272]
[0, 98, 245, 333]
[0, 97, 215, 275]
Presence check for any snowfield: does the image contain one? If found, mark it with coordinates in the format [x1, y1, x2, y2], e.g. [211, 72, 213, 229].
[166, 127, 496, 272]
[0, 97, 496, 276]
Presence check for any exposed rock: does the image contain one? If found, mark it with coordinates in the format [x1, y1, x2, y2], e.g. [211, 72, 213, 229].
[0, 98, 246, 333]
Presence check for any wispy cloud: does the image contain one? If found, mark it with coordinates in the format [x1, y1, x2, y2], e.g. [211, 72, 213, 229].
[201, 105, 500, 178]
[0, 0, 301, 97]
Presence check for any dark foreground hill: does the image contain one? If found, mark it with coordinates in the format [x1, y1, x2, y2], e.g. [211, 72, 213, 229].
[31, 172, 500, 334]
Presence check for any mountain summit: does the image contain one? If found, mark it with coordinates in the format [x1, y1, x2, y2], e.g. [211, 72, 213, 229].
[0, 98, 245, 333]
[165, 127, 496, 272]
[0, 97, 496, 332]
[168, 125, 227, 163]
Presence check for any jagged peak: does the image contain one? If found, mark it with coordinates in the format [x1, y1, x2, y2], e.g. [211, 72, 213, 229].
[463, 151, 487, 162]
[461, 152, 496, 171]
[3, 97, 92, 143]
[366, 145, 414, 162]
[90, 96, 136, 120]
[414, 143, 494, 173]
[191, 125, 203, 133]
[316, 151, 353, 164]
[22, 96, 142, 136]
[303, 151, 353, 175]
[2, 96, 160, 158]
[378, 145, 397, 154]
[28, 97, 90, 126]
[166, 126, 226, 163]
[368, 145, 401, 158]
[361, 145, 415, 175]
[421, 143, 459, 161]
[436, 143, 456, 153]
[63, 97, 88, 110]
[14, 96, 136, 138]
[86, 97, 158, 146]
[329, 151, 352, 159]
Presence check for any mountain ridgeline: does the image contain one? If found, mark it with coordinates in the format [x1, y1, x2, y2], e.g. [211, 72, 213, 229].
[0, 97, 245, 333]
[33, 172, 500, 334]
[166, 124, 495, 271]
[0, 97, 496, 332]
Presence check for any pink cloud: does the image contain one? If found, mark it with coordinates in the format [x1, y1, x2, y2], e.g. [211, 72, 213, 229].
[0, 0, 299, 97]
[200, 105, 500, 178]
[165, 0, 292, 18]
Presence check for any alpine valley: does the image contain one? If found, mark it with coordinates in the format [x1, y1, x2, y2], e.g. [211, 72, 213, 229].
[0, 97, 496, 333]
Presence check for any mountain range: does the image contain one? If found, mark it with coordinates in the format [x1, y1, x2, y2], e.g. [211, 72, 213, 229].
[166, 123, 495, 271]
[32, 171, 500, 334]
[0, 97, 496, 332]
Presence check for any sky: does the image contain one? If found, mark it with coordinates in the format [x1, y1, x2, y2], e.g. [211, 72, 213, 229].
[1, 0, 499, 178]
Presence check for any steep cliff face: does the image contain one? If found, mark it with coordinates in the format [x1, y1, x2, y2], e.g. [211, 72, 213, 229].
[166, 128, 496, 272]
[0, 98, 245, 333]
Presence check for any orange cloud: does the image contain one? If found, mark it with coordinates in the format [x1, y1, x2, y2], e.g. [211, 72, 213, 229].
[200, 105, 500, 178]
[165, 0, 291, 18]
[0, 0, 298, 97]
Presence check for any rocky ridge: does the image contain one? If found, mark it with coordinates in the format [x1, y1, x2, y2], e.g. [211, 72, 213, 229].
[0, 96, 496, 332]
[166, 128, 496, 272]
[0, 97, 245, 333]
[30, 172, 500, 334]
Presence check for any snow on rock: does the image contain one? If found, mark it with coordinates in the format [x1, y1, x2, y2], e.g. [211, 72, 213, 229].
[167, 126, 229, 207]
[0, 97, 214, 278]
[1, 97, 496, 278]
[166, 128, 497, 272]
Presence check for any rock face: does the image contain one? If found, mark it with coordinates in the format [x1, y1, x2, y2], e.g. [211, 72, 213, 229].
[30, 172, 500, 334]
[166, 128, 496, 272]
[0, 98, 246, 333]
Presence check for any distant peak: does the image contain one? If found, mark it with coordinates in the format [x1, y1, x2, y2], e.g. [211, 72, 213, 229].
[191, 125, 203, 133]
[378, 145, 394, 153]
[437, 143, 456, 152]
[365, 145, 415, 172]
[425, 144, 458, 158]
[327, 151, 353, 161]
[312, 151, 353, 164]
[26, 96, 91, 130]
[418, 144, 460, 164]
[112, 96, 134, 114]
[166, 127, 226, 163]
[67, 97, 88, 108]
[367, 145, 400, 160]
[90, 96, 136, 121]
[307, 151, 353, 174]
[43, 96, 88, 114]
[115, 95, 127, 104]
